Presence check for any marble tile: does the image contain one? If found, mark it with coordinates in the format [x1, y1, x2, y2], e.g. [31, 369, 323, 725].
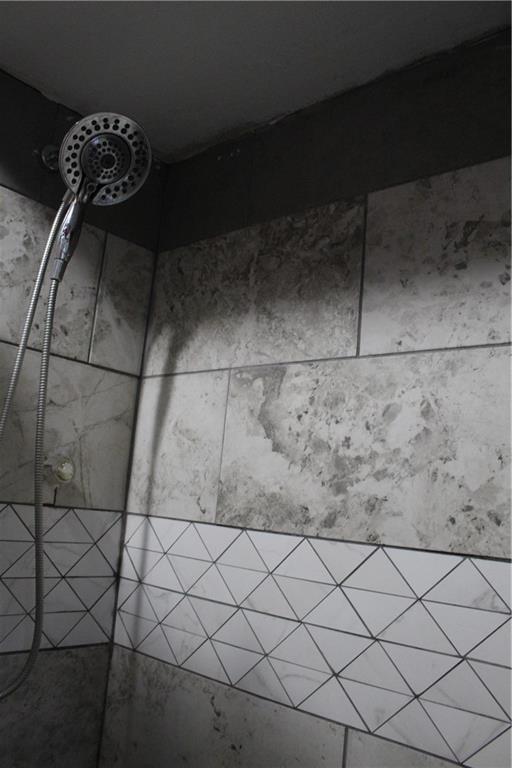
[361, 158, 511, 355]
[0, 645, 109, 768]
[90, 234, 154, 375]
[127, 371, 228, 519]
[144, 199, 364, 375]
[0, 341, 138, 509]
[100, 645, 345, 768]
[0, 184, 105, 362]
[345, 729, 457, 767]
[217, 347, 511, 556]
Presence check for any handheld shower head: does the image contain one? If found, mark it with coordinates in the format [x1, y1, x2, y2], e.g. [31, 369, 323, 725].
[59, 112, 151, 206]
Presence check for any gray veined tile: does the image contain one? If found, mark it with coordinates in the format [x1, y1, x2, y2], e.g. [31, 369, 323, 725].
[299, 677, 367, 729]
[120, 585, 158, 621]
[382, 642, 459, 695]
[144, 554, 183, 592]
[119, 612, 157, 649]
[421, 700, 509, 763]
[465, 727, 511, 768]
[270, 658, 330, 706]
[274, 575, 333, 620]
[343, 588, 414, 636]
[424, 560, 509, 613]
[342, 549, 414, 597]
[422, 661, 507, 720]
[90, 233, 153, 375]
[62, 613, 107, 646]
[271, 625, 329, 673]
[168, 525, 211, 561]
[385, 548, 463, 598]
[425, 603, 509, 656]
[306, 626, 373, 674]
[188, 564, 236, 604]
[66, 545, 113, 577]
[378, 602, 456, 654]
[244, 611, 298, 654]
[341, 679, 412, 732]
[140, 585, 182, 622]
[217, 564, 266, 604]
[361, 158, 511, 355]
[340, 642, 410, 694]
[376, 699, 457, 761]
[162, 597, 205, 636]
[0, 580, 24, 615]
[168, 554, 211, 592]
[242, 575, 296, 619]
[150, 517, 189, 553]
[114, 614, 132, 648]
[44, 612, 84, 646]
[471, 559, 511, 610]
[275, 540, 335, 584]
[194, 523, 240, 560]
[161, 625, 205, 665]
[309, 539, 376, 584]
[125, 547, 162, 580]
[137, 624, 176, 665]
[304, 587, 370, 635]
[125, 518, 163, 552]
[237, 657, 291, 706]
[468, 620, 511, 667]
[43, 579, 85, 612]
[187, 598, 236, 637]
[182, 639, 229, 683]
[0, 506, 32, 540]
[218, 532, 267, 572]
[212, 610, 263, 652]
[247, 530, 302, 571]
[212, 640, 262, 684]
[469, 661, 511, 718]
[45, 542, 91, 576]
[0, 541, 33, 575]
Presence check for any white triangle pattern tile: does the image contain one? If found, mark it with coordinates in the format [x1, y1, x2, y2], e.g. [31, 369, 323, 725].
[238, 658, 290, 706]
[469, 661, 511, 718]
[218, 532, 267, 572]
[422, 699, 509, 763]
[242, 576, 296, 618]
[271, 626, 329, 673]
[217, 564, 266, 604]
[341, 678, 412, 732]
[144, 555, 183, 592]
[169, 555, 211, 592]
[162, 597, 205, 636]
[376, 699, 457, 760]
[0, 506, 34, 540]
[90, 585, 116, 634]
[142, 584, 183, 622]
[275, 540, 334, 584]
[213, 641, 262, 684]
[119, 612, 156, 648]
[340, 642, 411, 694]
[422, 660, 507, 720]
[306, 626, 373, 674]
[0, 580, 25, 615]
[299, 677, 366, 728]
[138, 624, 176, 664]
[465, 727, 511, 768]
[120, 585, 157, 621]
[274, 575, 333, 619]
[70, 577, 113, 609]
[385, 548, 462, 598]
[343, 550, 414, 597]
[309, 540, 375, 584]
[270, 658, 330, 706]
[150, 518, 189, 552]
[168, 526, 210, 561]
[378, 601, 456, 653]
[344, 587, 413, 636]
[472, 560, 511, 610]
[62, 613, 107, 646]
[188, 597, 236, 636]
[468, 619, 511, 667]
[247, 530, 301, 571]
[212, 610, 263, 652]
[244, 611, 298, 654]
[126, 518, 163, 552]
[382, 642, 459, 694]
[305, 588, 370, 635]
[195, 523, 240, 560]
[162, 625, 205, 665]
[425, 560, 509, 613]
[188, 565, 235, 605]
[425, 602, 508, 656]
[182, 639, 229, 683]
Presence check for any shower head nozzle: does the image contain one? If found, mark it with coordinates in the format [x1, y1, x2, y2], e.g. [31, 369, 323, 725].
[59, 113, 151, 206]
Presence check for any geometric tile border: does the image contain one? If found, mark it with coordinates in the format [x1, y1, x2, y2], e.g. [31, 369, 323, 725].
[115, 514, 511, 767]
[0, 503, 121, 652]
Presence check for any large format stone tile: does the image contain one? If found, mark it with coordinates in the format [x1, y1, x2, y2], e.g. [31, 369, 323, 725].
[144, 199, 364, 375]
[99, 646, 345, 768]
[90, 234, 154, 375]
[0, 184, 105, 362]
[0, 341, 137, 510]
[360, 158, 511, 354]
[127, 371, 228, 519]
[217, 347, 510, 557]
[345, 730, 456, 768]
[0, 646, 109, 768]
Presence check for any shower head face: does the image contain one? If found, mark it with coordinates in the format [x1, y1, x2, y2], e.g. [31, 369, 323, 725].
[59, 113, 151, 206]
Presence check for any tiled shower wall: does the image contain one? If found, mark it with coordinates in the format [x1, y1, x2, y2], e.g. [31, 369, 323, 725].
[0, 182, 154, 766]
[101, 157, 511, 767]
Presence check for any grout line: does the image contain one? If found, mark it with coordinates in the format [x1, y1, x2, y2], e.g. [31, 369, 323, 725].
[140, 340, 512, 380]
[87, 230, 109, 365]
[341, 727, 349, 768]
[355, 196, 368, 357]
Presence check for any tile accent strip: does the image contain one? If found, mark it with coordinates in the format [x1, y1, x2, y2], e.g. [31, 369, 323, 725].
[115, 514, 511, 767]
[0, 503, 121, 652]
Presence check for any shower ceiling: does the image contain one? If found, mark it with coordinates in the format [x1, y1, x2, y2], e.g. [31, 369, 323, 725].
[0, 1, 508, 159]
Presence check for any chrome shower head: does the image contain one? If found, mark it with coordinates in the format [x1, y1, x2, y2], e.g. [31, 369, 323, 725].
[59, 112, 151, 206]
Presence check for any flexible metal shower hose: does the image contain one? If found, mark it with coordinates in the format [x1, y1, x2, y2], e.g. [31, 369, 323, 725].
[0, 198, 68, 700]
